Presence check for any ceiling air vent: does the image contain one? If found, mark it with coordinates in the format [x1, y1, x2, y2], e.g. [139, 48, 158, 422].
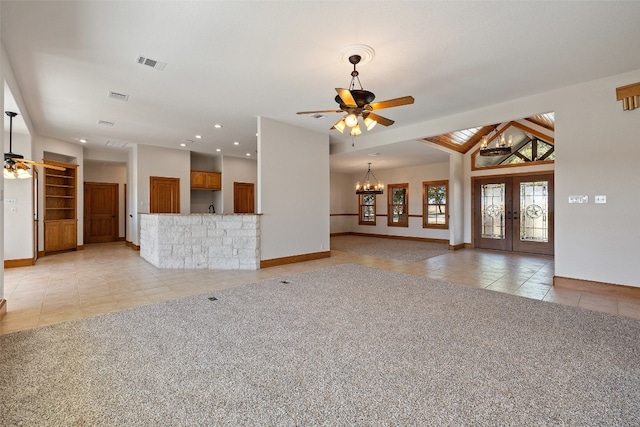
[108, 91, 129, 101]
[105, 140, 127, 148]
[97, 120, 115, 126]
[136, 55, 167, 71]
[311, 114, 325, 120]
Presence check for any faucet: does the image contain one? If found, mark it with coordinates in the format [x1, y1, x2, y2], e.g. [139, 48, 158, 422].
[208, 204, 215, 214]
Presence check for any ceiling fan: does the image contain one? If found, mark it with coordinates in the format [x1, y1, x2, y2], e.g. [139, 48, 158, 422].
[4, 111, 65, 179]
[297, 54, 415, 136]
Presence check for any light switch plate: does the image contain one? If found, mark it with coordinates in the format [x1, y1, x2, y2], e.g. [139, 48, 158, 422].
[568, 195, 588, 204]
[595, 195, 607, 204]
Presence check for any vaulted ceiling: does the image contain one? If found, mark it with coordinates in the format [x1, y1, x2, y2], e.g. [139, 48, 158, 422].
[2, 2, 639, 174]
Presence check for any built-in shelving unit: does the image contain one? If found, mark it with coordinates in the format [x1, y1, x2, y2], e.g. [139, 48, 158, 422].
[44, 159, 78, 252]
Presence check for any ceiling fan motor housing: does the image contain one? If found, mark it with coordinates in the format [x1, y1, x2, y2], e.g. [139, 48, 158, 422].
[335, 90, 376, 110]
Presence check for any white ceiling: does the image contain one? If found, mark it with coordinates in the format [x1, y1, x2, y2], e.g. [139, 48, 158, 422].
[2, 1, 640, 174]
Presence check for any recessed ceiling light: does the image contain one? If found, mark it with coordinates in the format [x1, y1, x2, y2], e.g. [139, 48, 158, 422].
[214, 124, 222, 129]
[79, 139, 87, 143]
[195, 135, 202, 139]
[180, 143, 186, 147]
[246, 153, 251, 156]
[233, 141, 239, 145]
[368, 152, 381, 157]
[216, 148, 221, 152]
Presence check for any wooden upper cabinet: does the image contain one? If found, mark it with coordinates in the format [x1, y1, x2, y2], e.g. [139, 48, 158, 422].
[191, 170, 221, 190]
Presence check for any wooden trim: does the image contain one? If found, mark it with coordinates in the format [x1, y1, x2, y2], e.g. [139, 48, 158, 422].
[38, 250, 46, 258]
[0, 299, 6, 322]
[329, 213, 358, 216]
[77, 245, 84, 251]
[387, 183, 409, 227]
[554, 275, 640, 300]
[342, 232, 448, 245]
[126, 241, 141, 251]
[449, 243, 466, 251]
[422, 180, 449, 229]
[4, 258, 35, 268]
[330, 232, 352, 237]
[260, 251, 331, 268]
[117, 236, 126, 242]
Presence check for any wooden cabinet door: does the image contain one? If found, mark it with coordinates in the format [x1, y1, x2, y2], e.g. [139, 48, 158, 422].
[150, 176, 180, 213]
[234, 182, 255, 213]
[45, 220, 77, 252]
[191, 171, 206, 189]
[206, 172, 221, 190]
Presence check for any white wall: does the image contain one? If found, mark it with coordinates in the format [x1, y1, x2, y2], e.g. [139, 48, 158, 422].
[83, 161, 127, 239]
[258, 117, 330, 261]
[136, 144, 190, 216]
[222, 156, 257, 214]
[343, 162, 451, 240]
[330, 172, 355, 234]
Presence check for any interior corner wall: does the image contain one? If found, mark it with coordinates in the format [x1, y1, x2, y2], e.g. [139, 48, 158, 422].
[258, 117, 330, 261]
[0, 21, 5, 299]
[127, 145, 139, 245]
[449, 152, 464, 246]
[330, 172, 356, 234]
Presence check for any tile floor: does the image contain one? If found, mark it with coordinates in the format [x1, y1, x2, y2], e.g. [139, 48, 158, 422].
[2, 242, 639, 334]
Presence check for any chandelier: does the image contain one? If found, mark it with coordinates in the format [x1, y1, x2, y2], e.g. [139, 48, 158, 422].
[355, 163, 384, 194]
[480, 126, 513, 157]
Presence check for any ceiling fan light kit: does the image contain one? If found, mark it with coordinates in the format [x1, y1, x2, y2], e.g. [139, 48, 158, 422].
[297, 47, 414, 137]
[4, 111, 65, 179]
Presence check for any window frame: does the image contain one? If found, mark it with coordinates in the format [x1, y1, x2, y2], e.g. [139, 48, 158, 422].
[387, 183, 409, 227]
[358, 192, 377, 225]
[423, 180, 449, 229]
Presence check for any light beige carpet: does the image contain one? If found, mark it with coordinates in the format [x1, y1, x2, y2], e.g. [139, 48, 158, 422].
[1, 264, 639, 425]
[331, 234, 449, 261]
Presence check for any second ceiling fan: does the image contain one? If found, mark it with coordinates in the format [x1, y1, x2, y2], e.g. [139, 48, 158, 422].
[297, 54, 414, 136]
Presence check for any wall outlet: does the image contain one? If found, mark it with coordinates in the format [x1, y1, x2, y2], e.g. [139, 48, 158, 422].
[595, 195, 607, 204]
[4, 198, 17, 204]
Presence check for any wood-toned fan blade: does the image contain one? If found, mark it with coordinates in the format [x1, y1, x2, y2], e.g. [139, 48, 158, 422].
[15, 161, 30, 170]
[335, 88, 357, 107]
[21, 159, 66, 171]
[297, 110, 343, 115]
[367, 112, 395, 127]
[369, 96, 415, 110]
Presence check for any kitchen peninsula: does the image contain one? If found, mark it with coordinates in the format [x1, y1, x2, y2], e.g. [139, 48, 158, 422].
[140, 213, 260, 270]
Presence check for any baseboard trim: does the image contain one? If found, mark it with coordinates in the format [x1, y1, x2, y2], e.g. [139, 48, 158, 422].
[117, 236, 126, 242]
[449, 243, 466, 251]
[554, 275, 640, 299]
[4, 258, 35, 268]
[126, 241, 140, 251]
[260, 251, 331, 269]
[0, 299, 6, 322]
[333, 231, 448, 245]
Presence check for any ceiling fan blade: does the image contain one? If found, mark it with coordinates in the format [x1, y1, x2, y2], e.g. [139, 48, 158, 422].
[366, 112, 395, 127]
[335, 88, 357, 107]
[369, 96, 415, 110]
[296, 109, 343, 115]
[20, 159, 66, 171]
[15, 161, 31, 170]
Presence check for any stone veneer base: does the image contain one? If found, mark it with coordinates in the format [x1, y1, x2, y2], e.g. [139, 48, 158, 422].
[140, 214, 260, 270]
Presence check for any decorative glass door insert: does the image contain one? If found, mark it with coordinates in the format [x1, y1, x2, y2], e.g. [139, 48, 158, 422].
[474, 174, 553, 255]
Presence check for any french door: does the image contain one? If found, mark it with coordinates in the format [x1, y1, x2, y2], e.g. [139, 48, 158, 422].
[473, 173, 554, 255]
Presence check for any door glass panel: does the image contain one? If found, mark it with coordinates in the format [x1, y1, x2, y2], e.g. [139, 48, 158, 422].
[519, 180, 548, 242]
[481, 183, 506, 239]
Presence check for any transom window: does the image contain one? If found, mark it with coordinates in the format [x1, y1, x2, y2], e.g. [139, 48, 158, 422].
[387, 183, 408, 227]
[423, 180, 448, 229]
[359, 193, 376, 225]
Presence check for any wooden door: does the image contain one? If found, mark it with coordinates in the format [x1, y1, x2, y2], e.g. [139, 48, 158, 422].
[33, 168, 39, 261]
[474, 173, 554, 255]
[150, 176, 180, 213]
[234, 182, 255, 213]
[84, 182, 118, 243]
